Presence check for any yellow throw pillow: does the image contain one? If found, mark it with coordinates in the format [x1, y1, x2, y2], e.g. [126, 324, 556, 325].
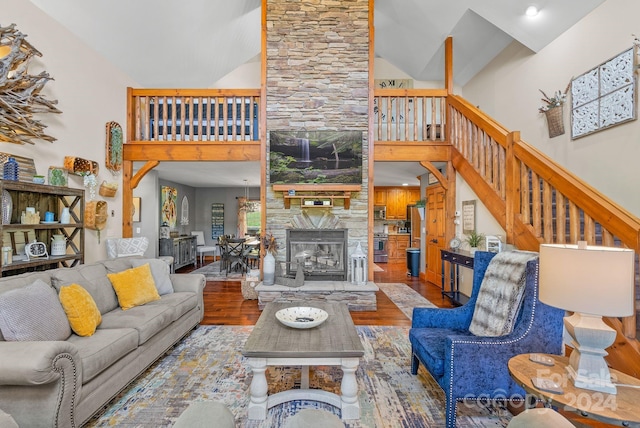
[59, 284, 102, 337]
[107, 263, 160, 310]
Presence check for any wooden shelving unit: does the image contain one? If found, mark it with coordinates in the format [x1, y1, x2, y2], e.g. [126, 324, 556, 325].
[1, 180, 85, 276]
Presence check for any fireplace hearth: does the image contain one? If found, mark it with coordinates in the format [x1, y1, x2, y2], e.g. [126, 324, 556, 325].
[286, 229, 348, 281]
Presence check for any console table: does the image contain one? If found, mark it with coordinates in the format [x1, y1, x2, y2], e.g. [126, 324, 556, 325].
[440, 249, 474, 305]
[159, 235, 196, 271]
[509, 353, 640, 427]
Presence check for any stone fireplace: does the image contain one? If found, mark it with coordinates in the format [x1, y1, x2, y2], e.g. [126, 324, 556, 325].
[286, 229, 348, 281]
[265, 0, 369, 276]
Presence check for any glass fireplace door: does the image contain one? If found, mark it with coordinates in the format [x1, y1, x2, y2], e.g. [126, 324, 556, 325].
[286, 229, 348, 281]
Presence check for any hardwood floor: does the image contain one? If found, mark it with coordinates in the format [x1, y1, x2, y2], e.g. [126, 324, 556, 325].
[177, 259, 453, 326]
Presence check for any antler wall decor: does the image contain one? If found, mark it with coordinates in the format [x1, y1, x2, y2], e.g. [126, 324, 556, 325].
[0, 23, 61, 145]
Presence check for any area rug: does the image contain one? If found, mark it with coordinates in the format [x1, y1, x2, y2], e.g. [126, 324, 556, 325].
[86, 325, 512, 427]
[191, 261, 244, 280]
[377, 283, 437, 320]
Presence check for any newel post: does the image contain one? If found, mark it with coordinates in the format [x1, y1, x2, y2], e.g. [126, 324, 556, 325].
[504, 131, 520, 246]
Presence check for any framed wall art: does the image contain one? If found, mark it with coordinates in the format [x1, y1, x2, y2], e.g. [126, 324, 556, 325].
[571, 47, 637, 139]
[462, 200, 476, 234]
[211, 203, 224, 239]
[161, 186, 177, 228]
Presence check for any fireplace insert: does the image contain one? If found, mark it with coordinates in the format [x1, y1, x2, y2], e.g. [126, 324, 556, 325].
[286, 228, 348, 281]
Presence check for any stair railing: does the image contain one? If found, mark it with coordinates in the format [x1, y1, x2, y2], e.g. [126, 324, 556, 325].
[447, 94, 640, 338]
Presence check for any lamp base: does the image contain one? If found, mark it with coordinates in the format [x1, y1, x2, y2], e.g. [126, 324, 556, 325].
[564, 312, 617, 395]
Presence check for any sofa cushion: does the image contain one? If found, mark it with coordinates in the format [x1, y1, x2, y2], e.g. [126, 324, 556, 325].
[0, 279, 71, 341]
[107, 264, 161, 310]
[99, 304, 175, 345]
[145, 292, 198, 322]
[59, 284, 102, 336]
[130, 259, 174, 295]
[67, 327, 139, 383]
[101, 257, 135, 273]
[409, 327, 468, 378]
[469, 251, 537, 337]
[51, 265, 120, 314]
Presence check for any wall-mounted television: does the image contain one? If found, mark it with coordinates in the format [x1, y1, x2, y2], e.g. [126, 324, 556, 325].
[269, 130, 362, 185]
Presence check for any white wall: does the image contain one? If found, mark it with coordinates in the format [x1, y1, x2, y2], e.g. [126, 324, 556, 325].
[2, 1, 139, 262]
[462, 0, 640, 217]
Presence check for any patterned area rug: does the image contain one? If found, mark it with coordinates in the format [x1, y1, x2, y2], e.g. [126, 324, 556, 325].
[191, 261, 244, 280]
[377, 283, 437, 320]
[86, 325, 512, 427]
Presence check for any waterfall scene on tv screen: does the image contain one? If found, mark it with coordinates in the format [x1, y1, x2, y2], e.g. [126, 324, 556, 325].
[269, 130, 362, 184]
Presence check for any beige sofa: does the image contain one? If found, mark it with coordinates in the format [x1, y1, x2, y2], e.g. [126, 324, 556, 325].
[0, 257, 205, 428]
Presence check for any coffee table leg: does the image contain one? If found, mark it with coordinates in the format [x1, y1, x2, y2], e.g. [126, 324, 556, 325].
[247, 358, 268, 420]
[340, 357, 360, 419]
[301, 365, 310, 389]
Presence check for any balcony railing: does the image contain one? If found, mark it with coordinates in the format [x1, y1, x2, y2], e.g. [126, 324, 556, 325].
[373, 89, 447, 142]
[128, 89, 261, 142]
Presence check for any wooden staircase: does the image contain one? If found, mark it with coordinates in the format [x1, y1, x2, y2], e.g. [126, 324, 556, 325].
[446, 94, 640, 377]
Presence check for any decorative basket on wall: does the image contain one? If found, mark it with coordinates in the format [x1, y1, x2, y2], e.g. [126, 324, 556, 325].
[85, 200, 108, 231]
[544, 106, 565, 138]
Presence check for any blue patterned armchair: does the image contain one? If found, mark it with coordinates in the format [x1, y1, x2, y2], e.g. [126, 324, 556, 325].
[409, 251, 564, 428]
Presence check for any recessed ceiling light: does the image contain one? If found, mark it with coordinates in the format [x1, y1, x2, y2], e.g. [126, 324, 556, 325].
[525, 6, 539, 17]
[402, 183, 408, 186]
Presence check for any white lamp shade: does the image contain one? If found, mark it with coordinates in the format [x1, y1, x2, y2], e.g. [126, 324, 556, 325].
[539, 243, 635, 317]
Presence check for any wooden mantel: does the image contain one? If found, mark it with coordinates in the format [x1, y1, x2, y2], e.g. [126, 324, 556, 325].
[272, 184, 361, 210]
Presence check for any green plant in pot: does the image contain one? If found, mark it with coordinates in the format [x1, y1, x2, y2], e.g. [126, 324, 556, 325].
[464, 230, 485, 254]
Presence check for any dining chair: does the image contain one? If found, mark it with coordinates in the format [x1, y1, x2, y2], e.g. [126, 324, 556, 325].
[191, 231, 218, 267]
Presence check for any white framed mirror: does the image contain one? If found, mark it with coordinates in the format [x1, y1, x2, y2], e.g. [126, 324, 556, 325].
[180, 196, 189, 225]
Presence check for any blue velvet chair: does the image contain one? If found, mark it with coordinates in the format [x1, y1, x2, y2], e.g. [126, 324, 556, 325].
[409, 251, 564, 428]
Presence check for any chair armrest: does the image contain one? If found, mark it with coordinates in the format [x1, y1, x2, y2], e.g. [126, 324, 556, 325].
[411, 304, 474, 329]
[0, 341, 80, 386]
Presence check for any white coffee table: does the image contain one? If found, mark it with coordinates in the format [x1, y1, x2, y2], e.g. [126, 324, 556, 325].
[242, 302, 364, 420]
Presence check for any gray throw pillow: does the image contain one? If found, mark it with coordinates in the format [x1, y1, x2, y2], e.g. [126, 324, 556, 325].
[130, 259, 174, 295]
[0, 279, 71, 341]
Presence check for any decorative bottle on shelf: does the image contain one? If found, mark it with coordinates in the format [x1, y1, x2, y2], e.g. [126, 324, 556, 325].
[3, 157, 19, 181]
[60, 207, 71, 224]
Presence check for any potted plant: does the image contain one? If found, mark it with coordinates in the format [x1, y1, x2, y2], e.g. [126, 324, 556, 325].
[464, 230, 485, 254]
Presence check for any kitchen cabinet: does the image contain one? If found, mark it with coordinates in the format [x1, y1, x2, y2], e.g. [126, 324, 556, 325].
[0, 180, 85, 276]
[159, 235, 196, 271]
[386, 188, 407, 219]
[388, 234, 410, 261]
[373, 187, 419, 220]
[407, 188, 421, 205]
[373, 189, 387, 206]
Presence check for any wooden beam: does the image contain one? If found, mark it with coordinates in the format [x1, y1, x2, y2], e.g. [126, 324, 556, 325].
[444, 36, 453, 95]
[131, 160, 159, 189]
[419, 161, 448, 189]
[122, 160, 133, 238]
[374, 142, 450, 161]
[123, 142, 261, 161]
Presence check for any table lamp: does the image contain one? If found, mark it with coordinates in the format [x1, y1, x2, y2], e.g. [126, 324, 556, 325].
[539, 242, 635, 394]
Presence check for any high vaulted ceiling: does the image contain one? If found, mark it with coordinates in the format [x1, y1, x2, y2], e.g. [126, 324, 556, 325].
[29, 0, 605, 187]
